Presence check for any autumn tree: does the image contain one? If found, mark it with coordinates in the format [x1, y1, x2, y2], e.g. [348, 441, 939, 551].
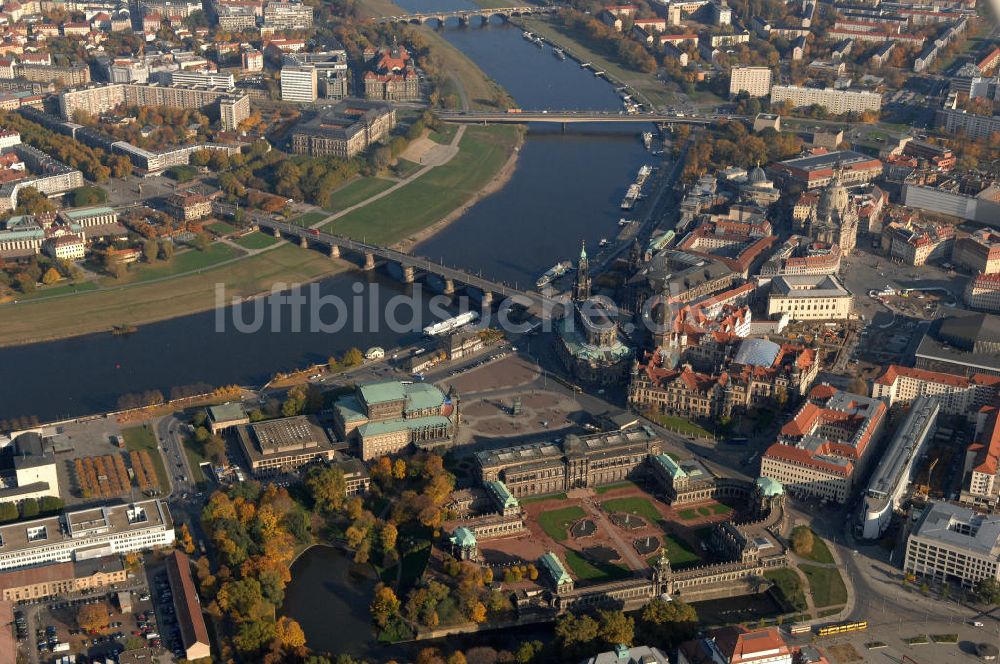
[77, 603, 109, 632]
[380, 522, 398, 552]
[305, 465, 346, 513]
[393, 458, 407, 480]
[370, 583, 401, 627]
[275, 616, 306, 648]
[341, 347, 363, 367]
[41, 267, 60, 285]
[177, 523, 196, 554]
[791, 526, 815, 556]
[597, 609, 634, 647]
[640, 597, 698, 642]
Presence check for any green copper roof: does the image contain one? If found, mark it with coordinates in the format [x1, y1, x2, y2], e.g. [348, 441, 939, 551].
[540, 551, 573, 587]
[358, 381, 406, 405]
[756, 476, 785, 497]
[357, 414, 452, 438]
[62, 206, 115, 219]
[450, 526, 477, 548]
[653, 453, 686, 479]
[208, 402, 246, 422]
[403, 382, 446, 413]
[485, 480, 519, 511]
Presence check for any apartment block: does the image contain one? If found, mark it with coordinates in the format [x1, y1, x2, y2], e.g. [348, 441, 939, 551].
[771, 84, 882, 114]
[729, 66, 772, 98]
[871, 364, 1000, 419]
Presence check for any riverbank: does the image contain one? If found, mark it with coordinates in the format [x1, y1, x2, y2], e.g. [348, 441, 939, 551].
[0, 244, 350, 348]
[392, 125, 523, 253]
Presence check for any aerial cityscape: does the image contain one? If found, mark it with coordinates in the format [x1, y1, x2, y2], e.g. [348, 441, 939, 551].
[0, 0, 999, 661]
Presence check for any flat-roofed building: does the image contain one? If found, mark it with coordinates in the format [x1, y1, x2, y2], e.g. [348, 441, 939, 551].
[0, 500, 174, 571]
[860, 396, 938, 539]
[236, 415, 337, 476]
[761, 386, 887, 503]
[771, 84, 881, 114]
[208, 402, 248, 434]
[914, 313, 1000, 377]
[279, 64, 317, 102]
[165, 550, 211, 661]
[904, 501, 1000, 588]
[767, 274, 853, 320]
[332, 380, 459, 460]
[475, 427, 662, 498]
[0, 556, 126, 602]
[965, 273, 1000, 313]
[729, 66, 772, 98]
[953, 229, 1000, 275]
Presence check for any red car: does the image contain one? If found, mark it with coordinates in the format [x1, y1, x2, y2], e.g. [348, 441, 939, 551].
[307, 229, 320, 235]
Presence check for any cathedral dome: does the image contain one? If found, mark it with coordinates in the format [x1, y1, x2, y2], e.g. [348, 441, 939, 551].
[748, 165, 767, 185]
[818, 171, 849, 220]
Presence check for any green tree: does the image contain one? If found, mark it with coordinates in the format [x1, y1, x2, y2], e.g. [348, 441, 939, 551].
[281, 385, 308, 417]
[305, 465, 346, 513]
[791, 526, 814, 556]
[0, 502, 18, 522]
[158, 240, 175, 260]
[976, 577, 1000, 605]
[597, 609, 634, 647]
[20, 498, 39, 518]
[143, 239, 158, 263]
[16, 187, 54, 215]
[555, 612, 599, 646]
[38, 496, 64, 514]
[342, 347, 363, 367]
[640, 597, 698, 642]
[71, 185, 108, 207]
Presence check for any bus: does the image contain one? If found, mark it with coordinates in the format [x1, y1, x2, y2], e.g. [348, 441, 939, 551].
[817, 621, 868, 637]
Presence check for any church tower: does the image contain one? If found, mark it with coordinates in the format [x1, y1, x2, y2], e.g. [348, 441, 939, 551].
[572, 240, 591, 301]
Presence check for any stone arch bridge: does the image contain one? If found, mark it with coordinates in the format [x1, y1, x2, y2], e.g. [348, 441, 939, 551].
[376, 5, 558, 26]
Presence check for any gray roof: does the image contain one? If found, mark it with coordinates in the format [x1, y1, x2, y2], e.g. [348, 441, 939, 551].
[911, 502, 1000, 558]
[770, 274, 851, 297]
[864, 396, 938, 512]
[733, 338, 781, 367]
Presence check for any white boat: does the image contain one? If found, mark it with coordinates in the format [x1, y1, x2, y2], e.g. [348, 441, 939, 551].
[621, 184, 640, 210]
[636, 165, 652, 185]
[642, 132, 653, 149]
[536, 261, 573, 288]
[618, 218, 635, 226]
[553, 48, 566, 60]
[599, 238, 609, 247]
[423, 311, 479, 337]
[522, 31, 534, 40]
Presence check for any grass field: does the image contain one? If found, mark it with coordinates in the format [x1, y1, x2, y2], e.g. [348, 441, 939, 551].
[393, 159, 422, 179]
[519, 492, 568, 505]
[765, 569, 808, 612]
[291, 211, 329, 227]
[795, 528, 835, 564]
[181, 436, 210, 486]
[800, 564, 848, 608]
[112, 244, 242, 285]
[594, 481, 640, 495]
[2, 244, 345, 347]
[231, 232, 279, 251]
[537, 506, 587, 542]
[326, 125, 520, 245]
[206, 221, 237, 236]
[323, 177, 396, 213]
[662, 533, 700, 567]
[121, 425, 169, 491]
[647, 413, 713, 438]
[600, 496, 662, 524]
[428, 124, 459, 145]
[562, 549, 631, 582]
[17, 280, 98, 301]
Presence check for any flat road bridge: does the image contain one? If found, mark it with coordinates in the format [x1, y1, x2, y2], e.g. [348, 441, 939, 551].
[435, 110, 739, 125]
[376, 6, 557, 24]
[251, 217, 565, 317]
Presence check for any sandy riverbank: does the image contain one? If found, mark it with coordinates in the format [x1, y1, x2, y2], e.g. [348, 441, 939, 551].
[392, 127, 525, 254]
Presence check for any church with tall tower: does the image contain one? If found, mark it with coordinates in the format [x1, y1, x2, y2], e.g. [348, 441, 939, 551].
[572, 240, 592, 301]
[806, 166, 859, 255]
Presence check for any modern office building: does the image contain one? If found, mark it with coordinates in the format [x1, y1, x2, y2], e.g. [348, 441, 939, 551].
[767, 274, 853, 320]
[761, 386, 887, 503]
[914, 313, 1000, 377]
[282, 48, 349, 100]
[859, 396, 938, 539]
[0, 501, 174, 571]
[279, 64, 317, 102]
[235, 416, 337, 476]
[332, 380, 459, 460]
[289, 100, 395, 159]
[904, 501, 1000, 588]
[729, 66, 772, 97]
[263, 0, 313, 29]
[769, 150, 883, 189]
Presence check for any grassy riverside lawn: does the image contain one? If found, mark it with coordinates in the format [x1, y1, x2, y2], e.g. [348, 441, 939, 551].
[0, 244, 346, 347]
[121, 424, 169, 491]
[519, 16, 675, 109]
[537, 505, 588, 542]
[98, 244, 243, 285]
[324, 124, 521, 245]
[230, 231, 280, 250]
[322, 177, 397, 214]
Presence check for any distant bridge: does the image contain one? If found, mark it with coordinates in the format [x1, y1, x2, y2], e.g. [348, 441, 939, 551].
[435, 110, 736, 125]
[376, 5, 558, 25]
[238, 215, 565, 316]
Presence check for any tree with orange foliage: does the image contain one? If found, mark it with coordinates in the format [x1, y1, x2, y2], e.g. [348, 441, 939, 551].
[274, 616, 306, 648]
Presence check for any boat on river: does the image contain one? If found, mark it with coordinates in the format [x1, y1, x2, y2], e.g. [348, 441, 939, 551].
[536, 261, 573, 288]
[553, 48, 565, 60]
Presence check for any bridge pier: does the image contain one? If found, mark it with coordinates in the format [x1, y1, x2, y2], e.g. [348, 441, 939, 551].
[272, 227, 281, 239]
[328, 244, 340, 258]
[443, 278, 455, 295]
[400, 264, 416, 284]
[363, 252, 375, 271]
[480, 291, 493, 308]
[298, 235, 307, 248]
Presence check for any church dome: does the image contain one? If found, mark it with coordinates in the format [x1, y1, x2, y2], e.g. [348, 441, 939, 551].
[818, 171, 849, 220]
[748, 165, 767, 185]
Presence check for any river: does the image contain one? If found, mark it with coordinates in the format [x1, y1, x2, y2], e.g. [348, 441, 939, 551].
[0, 14, 650, 423]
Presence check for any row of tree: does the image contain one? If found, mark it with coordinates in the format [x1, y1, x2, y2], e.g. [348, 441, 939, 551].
[0, 496, 64, 523]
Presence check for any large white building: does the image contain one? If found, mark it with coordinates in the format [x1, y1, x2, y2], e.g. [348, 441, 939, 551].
[280, 65, 318, 102]
[729, 66, 772, 98]
[0, 500, 174, 571]
[771, 84, 882, 114]
[860, 396, 938, 540]
[767, 274, 853, 321]
[904, 502, 1000, 588]
[871, 365, 1000, 420]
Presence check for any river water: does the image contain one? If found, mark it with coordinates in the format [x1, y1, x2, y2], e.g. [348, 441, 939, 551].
[0, 15, 649, 423]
